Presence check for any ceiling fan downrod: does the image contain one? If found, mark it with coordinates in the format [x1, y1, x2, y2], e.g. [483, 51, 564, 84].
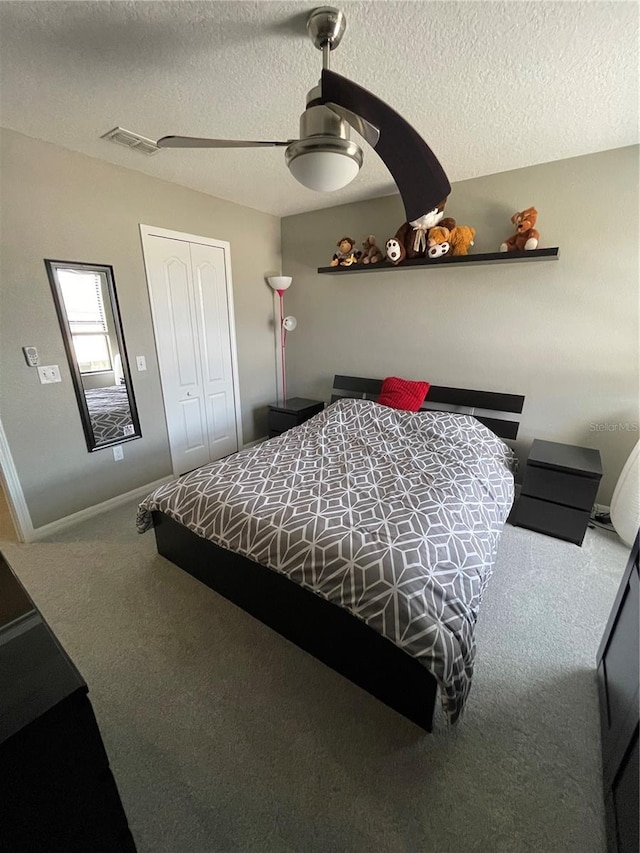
[307, 6, 347, 70]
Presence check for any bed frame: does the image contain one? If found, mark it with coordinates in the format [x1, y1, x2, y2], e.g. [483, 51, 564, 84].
[152, 375, 524, 732]
[330, 375, 525, 440]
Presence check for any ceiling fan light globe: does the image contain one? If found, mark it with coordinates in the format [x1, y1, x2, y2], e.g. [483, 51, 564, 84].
[288, 149, 360, 191]
[286, 136, 362, 192]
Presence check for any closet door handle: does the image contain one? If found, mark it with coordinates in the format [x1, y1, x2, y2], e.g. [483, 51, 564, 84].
[186, 391, 194, 397]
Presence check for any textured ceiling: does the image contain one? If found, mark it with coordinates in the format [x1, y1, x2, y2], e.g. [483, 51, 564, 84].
[0, 1, 637, 217]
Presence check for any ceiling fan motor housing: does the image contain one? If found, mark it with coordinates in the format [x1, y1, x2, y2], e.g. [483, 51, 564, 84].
[299, 102, 348, 141]
[284, 86, 363, 192]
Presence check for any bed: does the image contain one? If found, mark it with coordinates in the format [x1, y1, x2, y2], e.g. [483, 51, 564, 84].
[84, 385, 134, 443]
[137, 375, 524, 731]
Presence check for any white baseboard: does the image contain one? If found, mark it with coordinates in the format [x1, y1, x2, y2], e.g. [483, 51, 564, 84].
[6, 439, 267, 544]
[26, 475, 175, 542]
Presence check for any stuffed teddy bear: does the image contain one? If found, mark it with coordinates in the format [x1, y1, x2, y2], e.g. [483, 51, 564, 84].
[500, 207, 539, 252]
[330, 236, 361, 266]
[427, 225, 476, 258]
[385, 198, 459, 265]
[359, 235, 385, 265]
[426, 225, 453, 259]
[387, 213, 458, 266]
[392, 199, 456, 260]
[448, 225, 476, 255]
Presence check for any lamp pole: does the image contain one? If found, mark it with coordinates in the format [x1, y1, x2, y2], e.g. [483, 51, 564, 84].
[276, 287, 287, 405]
[266, 276, 293, 406]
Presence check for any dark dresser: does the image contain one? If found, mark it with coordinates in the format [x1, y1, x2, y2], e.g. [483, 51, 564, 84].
[0, 551, 137, 852]
[268, 397, 324, 438]
[597, 531, 639, 853]
[512, 439, 602, 545]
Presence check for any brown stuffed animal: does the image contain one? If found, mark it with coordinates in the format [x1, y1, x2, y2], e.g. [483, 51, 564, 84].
[390, 214, 460, 264]
[385, 236, 406, 265]
[438, 217, 457, 232]
[330, 236, 360, 266]
[448, 225, 476, 255]
[500, 207, 539, 252]
[360, 235, 385, 265]
[426, 226, 452, 259]
[393, 199, 456, 259]
[391, 216, 457, 260]
[427, 224, 475, 258]
[393, 222, 421, 259]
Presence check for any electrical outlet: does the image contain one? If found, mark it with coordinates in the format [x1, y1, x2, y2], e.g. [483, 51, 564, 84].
[37, 365, 61, 384]
[136, 355, 147, 371]
[22, 346, 40, 367]
[112, 445, 124, 461]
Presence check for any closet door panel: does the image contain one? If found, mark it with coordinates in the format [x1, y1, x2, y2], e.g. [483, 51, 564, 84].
[166, 258, 199, 387]
[181, 398, 207, 452]
[190, 242, 238, 458]
[144, 236, 209, 474]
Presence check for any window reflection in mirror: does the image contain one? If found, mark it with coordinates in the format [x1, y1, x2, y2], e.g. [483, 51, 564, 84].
[45, 260, 141, 452]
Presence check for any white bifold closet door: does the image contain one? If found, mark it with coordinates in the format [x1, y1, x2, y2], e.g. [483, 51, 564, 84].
[143, 232, 239, 475]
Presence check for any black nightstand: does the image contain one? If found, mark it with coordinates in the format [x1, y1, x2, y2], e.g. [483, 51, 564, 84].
[512, 439, 602, 546]
[268, 397, 324, 438]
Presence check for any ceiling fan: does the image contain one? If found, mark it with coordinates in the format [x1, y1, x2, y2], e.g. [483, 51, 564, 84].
[157, 6, 450, 224]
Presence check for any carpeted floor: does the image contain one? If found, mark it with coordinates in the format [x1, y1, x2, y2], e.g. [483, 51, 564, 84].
[0, 504, 630, 853]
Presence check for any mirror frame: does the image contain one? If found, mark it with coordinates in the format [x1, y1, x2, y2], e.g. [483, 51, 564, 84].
[45, 259, 142, 452]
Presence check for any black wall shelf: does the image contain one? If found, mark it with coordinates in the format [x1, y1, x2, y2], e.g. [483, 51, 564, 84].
[317, 247, 559, 274]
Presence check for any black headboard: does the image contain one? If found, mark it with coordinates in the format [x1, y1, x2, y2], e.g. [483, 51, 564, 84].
[331, 375, 524, 440]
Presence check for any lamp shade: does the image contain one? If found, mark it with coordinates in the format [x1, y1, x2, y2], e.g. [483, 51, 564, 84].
[283, 315, 297, 331]
[610, 440, 640, 547]
[267, 276, 292, 291]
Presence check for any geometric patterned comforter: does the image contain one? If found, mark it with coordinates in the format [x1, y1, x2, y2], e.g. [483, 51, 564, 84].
[137, 398, 516, 723]
[85, 385, 134, 443]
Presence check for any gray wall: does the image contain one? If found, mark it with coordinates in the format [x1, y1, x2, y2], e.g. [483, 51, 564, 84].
[281, 146, 639, 502]
[0, 128, 280, 528]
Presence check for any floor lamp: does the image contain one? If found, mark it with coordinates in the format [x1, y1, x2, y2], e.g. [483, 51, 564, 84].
[267, 276, 296, 405]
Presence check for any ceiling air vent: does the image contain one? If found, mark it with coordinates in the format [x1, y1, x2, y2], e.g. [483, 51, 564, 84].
[101, 126, 161, 156]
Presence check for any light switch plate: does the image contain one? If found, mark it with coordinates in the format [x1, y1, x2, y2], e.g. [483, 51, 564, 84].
[37, 365, 61, 384]
[112, 445, 124, 461]
[136, 355, 147, 371]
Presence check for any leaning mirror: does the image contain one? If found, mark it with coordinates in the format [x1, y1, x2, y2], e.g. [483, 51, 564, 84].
[45, 260, 141, 452]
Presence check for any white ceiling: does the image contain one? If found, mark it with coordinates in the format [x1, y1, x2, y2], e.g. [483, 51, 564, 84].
[0, 1, 637, 217]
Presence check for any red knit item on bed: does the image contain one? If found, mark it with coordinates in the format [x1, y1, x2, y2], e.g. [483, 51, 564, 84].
[376, 376, 430, 411]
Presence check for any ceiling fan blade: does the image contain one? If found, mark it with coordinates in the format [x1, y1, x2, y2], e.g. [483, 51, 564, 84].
[157, 135, 294, 149]
[320, 70, 451, 222]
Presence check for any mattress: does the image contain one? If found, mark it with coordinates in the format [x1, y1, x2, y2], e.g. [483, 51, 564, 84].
[137, 398, 516, 722]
